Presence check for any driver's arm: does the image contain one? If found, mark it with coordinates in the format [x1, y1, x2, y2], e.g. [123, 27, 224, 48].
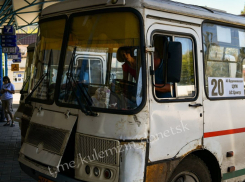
[155, 83, 171, 93]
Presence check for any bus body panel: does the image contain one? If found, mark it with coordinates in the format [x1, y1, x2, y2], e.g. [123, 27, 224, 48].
[119, 142, 146, 182]
[76, 104, 149, 140]
[204, 99, 245, 181]
[142, 0, 245, 27]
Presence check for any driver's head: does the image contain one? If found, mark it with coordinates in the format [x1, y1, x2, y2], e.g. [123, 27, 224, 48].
[122, 47, 136, 64]
[117, 46, 136, 64]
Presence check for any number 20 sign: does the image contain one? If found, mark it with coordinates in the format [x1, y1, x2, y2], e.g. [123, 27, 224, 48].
[208, 77, 244, 98]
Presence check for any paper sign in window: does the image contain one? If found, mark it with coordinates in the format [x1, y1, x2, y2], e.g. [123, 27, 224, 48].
[239, 31, 245, 47]
[208, 46, 224, 61]
[217, 26, 231, 43]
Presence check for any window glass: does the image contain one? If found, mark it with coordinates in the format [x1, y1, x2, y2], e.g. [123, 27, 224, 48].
[29, 18, 66, 101]
[22, 50, 34, 92]
[90, 59, 102, 84]
[110, 53, 124, 81]
[175, 37, 195, 98]
[203, 23, 245, 98]
[74, 58, 103, 84]
[58, 12, 142, 110]
[153, 35, 196, 99]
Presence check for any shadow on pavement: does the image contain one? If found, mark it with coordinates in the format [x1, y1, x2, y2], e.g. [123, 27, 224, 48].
[0, 103, 36, 182]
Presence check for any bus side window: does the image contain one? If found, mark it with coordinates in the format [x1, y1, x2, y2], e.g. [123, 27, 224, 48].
[75, 58, 103, 85]
[90, 59, 103, 84]
[153, 35, 173, 98]
[242, 59, 245, 94]
[175, 37, 196, 98]
[153, 34, 196, 99]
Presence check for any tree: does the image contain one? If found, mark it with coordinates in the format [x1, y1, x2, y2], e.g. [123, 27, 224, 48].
[241, 5, 245, 15]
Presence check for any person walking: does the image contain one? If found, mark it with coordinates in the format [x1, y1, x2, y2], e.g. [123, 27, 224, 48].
[1, 76, 15, 127]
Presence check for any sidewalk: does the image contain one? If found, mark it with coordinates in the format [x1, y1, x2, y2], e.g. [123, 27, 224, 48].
[0, 93, 36, 182]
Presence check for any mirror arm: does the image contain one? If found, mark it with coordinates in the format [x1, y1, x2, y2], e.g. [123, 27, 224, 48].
[150, 66, 154, 75]
[150, 66, 166, 88]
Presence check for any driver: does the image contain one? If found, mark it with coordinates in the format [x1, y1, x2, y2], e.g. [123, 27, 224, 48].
[154, 49, 171, 98]
[117, 47, 137, 81]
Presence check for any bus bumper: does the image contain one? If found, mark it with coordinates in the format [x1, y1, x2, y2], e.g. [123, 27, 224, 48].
[19, 162, 86, 182]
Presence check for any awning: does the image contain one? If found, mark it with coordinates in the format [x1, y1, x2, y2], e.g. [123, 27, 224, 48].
[0, 0, 66, 30]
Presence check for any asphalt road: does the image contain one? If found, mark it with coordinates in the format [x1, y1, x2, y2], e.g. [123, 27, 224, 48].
[0, 100, 36, 182]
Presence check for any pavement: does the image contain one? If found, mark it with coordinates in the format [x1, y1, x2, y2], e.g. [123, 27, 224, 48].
[0, 93, 36, 182]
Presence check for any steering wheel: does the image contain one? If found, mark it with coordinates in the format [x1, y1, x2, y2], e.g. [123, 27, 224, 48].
[111, 79, 137, 99]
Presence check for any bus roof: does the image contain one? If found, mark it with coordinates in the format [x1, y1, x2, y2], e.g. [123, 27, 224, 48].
[41, 0, 245, 27]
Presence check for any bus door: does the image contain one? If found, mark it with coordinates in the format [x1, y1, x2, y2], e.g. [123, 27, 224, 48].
[147, 23, 204, 162]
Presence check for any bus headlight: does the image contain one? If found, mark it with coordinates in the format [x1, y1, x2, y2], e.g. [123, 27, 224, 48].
[85, 165, 90, 175]
[104, 169, 112, 179]
[93, 167, 100, 177]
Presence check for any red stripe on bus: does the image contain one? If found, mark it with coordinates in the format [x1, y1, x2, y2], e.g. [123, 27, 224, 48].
[204, 127, 245, 138]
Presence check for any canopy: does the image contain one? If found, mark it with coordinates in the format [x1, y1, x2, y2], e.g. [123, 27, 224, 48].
[0, 0, 65, 30]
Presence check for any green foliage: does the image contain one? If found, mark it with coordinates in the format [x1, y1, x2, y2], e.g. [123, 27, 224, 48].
[179, 50, 194, 86]
[241, 5, 245, 14]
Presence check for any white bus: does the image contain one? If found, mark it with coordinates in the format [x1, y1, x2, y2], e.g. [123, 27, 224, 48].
[14, 43, 35, 144]
[19, 0, 245, 182]
[14, 43, 35, 119]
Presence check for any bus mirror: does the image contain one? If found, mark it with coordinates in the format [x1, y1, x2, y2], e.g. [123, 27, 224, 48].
[167, 42, 182, 83]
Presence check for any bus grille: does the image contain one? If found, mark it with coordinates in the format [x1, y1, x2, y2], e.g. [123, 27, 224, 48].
[76, 134, 120, 166]
[25, 123, 70, 155]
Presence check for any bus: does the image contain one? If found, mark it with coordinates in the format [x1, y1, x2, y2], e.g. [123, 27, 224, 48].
[19, 0, 245, 181]
[14, 43, 35, 144]
[14, 43, 35, 119]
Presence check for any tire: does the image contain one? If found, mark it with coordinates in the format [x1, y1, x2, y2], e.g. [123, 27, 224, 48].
[168, 154, 212, 182]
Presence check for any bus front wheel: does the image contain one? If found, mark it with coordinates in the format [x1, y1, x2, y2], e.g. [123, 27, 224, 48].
[168, 154, 212, 182]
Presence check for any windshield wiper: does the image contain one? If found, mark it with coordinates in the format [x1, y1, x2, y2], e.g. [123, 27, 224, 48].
[25, 73, 47, 104]
[25, 50, 53, 104]
[20, 76, 30, 94]
[65, 47, 97, 116]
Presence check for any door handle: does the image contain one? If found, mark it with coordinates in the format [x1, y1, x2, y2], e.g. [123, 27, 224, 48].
[189, 103, 203, 107]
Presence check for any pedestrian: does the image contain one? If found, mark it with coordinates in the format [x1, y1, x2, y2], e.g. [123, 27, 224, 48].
[1, 76, 15, 127]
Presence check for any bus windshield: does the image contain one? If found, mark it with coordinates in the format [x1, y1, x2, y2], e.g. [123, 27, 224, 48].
[21, 49, 34, 93]
[58, 11, 143, 110]
[30, 18, 66, 101]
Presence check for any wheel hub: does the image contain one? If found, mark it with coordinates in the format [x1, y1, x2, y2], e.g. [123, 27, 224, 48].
[172, 171, 199, 182]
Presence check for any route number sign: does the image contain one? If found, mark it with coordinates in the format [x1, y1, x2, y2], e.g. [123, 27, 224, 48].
[208, 77, 244, 98]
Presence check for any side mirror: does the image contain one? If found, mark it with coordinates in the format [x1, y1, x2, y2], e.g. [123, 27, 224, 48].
[167, 42, 182, 83]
